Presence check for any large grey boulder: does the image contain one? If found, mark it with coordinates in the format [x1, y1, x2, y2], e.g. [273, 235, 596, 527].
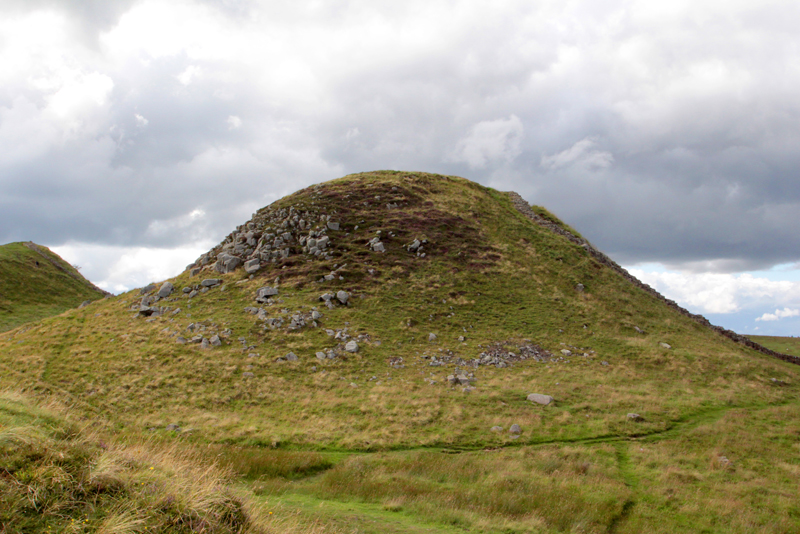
[214, 254, 242, 274]
[344, 340, 359, 353]
[509, 424, 522, 434]
[200, 279, 222, 287]
[315, 351, 327, 360]
[244, 258, 261, 274]
[527, 393, 554, 405]
[327, 221, 340, 231]
[286, 352, 299, 361]
[157, 282, 174, 298]
[336, 290, 349, 305]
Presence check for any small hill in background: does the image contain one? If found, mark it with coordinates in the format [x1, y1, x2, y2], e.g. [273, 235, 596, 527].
[0, 241, 108, 332]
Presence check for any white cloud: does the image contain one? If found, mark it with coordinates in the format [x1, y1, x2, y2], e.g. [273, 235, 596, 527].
[51, 242, 212, 294]
[541, 138, 614, 171]
[756, 308, 800, 322]
[628, 266, 800, 315]
[134, 113, 149, 127]
[177, 65, 202, 85]
[449, 115, 523, 169]
[226, 115, 242, 130]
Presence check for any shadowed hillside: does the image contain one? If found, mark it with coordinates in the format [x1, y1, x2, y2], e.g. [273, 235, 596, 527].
[1, 171, 798, 533]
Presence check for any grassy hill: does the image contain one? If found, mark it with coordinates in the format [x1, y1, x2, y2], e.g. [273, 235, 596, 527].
[0, 241, 108, 332]
[1, 171, 798, 533]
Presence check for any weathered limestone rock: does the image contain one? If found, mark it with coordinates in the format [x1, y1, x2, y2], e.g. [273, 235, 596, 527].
[157, 282, 174, 298]
[527, 393, 554, 405]
[336, 290, 349, 305]
[344, 340, 359, 353]
[214, 253, 242, 274]
[201, 279, 222, 287]
[244, 258, 261, 274]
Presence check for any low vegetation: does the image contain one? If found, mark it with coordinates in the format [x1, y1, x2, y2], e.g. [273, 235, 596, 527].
[1, 171, 798, 532]
[0, 242, 107, 332]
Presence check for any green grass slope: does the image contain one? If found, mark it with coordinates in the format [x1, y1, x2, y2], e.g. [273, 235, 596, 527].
[0, 241, 108, 332]
[1, 171, 799, 533]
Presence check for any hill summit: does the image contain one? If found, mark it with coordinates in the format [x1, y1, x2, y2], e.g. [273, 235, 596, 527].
[0, 241, 107, 332]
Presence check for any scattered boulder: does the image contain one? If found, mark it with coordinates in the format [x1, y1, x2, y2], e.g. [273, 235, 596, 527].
[660, 342, 672, 349]
[311, 310, 322, 320]
[327, 221, 340, 231]
[344, 341, 359, 353]
[140, 283, 157, 295]
[575, 283, 585, 292]
[286, 352, 299, 361]
[242, 372, 254, 378]
[509, 424, 521, 434]
[408, 239, 421, 252]
[215, 253, 242, 274]
[315, 351, 327, 360]
[165, 424, 181, 432]
[255, 286, 278, 303]
[244, 258, 261, 274]
[78, 300, 92, 308]
[561, 349, 572, 356]
[200, 338, 210, 349]
[428, 333, 437, 342]
[336, 290, 349, 305]
[210, 334, 222, 346]
[447, 373, 472, 386]
[157, 282, 174, 298]
[627, 413, 644, 422]
[201, 279, 222, 287]
[527, 393, 554, 406]
[490, 426, 503, 432]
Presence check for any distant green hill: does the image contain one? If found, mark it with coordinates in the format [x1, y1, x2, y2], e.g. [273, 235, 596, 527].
[0, 241, 108, 332]
[1, 172, 799, 533]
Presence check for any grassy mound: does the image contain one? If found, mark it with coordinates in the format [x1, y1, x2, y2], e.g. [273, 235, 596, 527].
[1, 171, 799, 532]
[0, 242, 107, 332]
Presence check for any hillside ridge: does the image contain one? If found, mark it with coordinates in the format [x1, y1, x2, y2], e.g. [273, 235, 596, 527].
[507, 192, 800, 366]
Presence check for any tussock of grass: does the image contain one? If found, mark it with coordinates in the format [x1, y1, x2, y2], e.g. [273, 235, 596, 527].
[0, 393, 265, 533]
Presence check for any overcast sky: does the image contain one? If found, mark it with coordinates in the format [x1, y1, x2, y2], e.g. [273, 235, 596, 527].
[2, 0, 799, 335]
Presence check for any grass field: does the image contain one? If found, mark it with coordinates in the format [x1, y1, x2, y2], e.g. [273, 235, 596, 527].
[1, 171, 798, 533]
[748, 335, 800, 356]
